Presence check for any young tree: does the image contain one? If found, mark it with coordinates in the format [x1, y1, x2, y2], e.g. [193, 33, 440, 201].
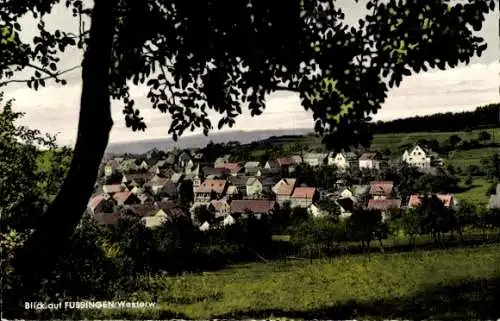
[478, 130, 492, 143]
[348, 207, 383, 254]
[1, 0, 496, 302]
[453, 200, 477, 242]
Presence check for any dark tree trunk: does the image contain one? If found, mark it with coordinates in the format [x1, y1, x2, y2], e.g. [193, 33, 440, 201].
[6, 0, 115, 313]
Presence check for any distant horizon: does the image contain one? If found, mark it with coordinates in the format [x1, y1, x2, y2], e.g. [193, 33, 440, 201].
[105, 101, 499, 148]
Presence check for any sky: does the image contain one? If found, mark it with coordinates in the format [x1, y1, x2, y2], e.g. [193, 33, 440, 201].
[2, 0, 499, 147]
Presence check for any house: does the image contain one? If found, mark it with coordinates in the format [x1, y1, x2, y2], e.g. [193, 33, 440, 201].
[137, 192, 155, 204]
[339, 187, 354, 199]
[263, 160, 281, 173]
[245, 167, 262, 177]
[367, 199, 402, 220]
[222, 214, 236, 226]
[202, 167, 230, 178]
[402, 144, 441, 169]
[119, 158, 139, 172]
[408, 194, 456, 209]
[138, 159, 156, 171]
[330, 152, 357, 170]
[141, 201, 185, 228]
[275, 157, 297, 172]
[199, 221, 211, 231]
[129, 185, 144, 195]
[225, 185, 239, 198]
[219, 163, 243, 176]
[290, 187, 319, 208]
[369, 181, 394, 200]
[104, 159, 121, 177]
[177, 150, 192, 168]
[336, 197, 357, 219]
[227, 176, 250, 191]
[194, 179, 228, 204]
[272, 178, 297, 205]
[208, 199, 231, 218]
[145, 176, 177, 197]
[112, 191, 140, 206]
[230, 199, 278, 219]
[169, 172, 184, 184]
[214, 155, 231, 168]
[246, 177, 263, 199]
[102, 184, 124, 195]
[244, 161, 260, 170]
[303, 153, 328, 167]
[359, 152, 382, 170]
[122, 172, 154, 187]
[88, 195, 109, 214]
[185, 162, 200, 176]
[291, 155, 303, 164]
[488, 183, 500, 209]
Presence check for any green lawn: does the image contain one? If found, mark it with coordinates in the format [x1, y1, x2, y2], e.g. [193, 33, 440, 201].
[86, 244, 500, 320]
[455, 177, 491, 206]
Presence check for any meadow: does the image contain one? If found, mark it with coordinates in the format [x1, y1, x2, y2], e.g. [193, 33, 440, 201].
[78, 242, 500, 320]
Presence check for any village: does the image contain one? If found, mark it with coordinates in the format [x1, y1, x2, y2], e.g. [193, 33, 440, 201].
[87, 142, 470, 230]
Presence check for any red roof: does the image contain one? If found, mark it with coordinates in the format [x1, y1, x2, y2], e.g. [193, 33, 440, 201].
[291, 187, 317, 199]
[196, 179, 227, 194]
[273, 178, 297, 196]
[276, 157, 297, 167]
[112, 191, 133, 204]
[369, 181, 394, 196]
[88, 195, 105, 211]
[367, 199, 401, 210]
[230, 200, 277, 214]
[220, 163, 242, 174]
[408, 194, 454, 208]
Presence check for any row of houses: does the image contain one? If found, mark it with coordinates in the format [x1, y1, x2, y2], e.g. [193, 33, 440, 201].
[89, 143, 447, 230]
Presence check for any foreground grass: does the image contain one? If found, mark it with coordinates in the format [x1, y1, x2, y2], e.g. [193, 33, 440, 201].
[80, 244, 500, 320]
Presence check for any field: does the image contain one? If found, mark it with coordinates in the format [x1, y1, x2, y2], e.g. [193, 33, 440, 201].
[455, 177, 491, 206]
[85, 243, 500, 320]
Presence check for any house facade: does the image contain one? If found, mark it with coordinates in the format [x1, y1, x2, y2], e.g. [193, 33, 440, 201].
[402, 145, 432, 169]
[359, 152, 382, 170]
[272, 178, 297, 206]
[246, 177, 263, 199]
[290, 187, 319, 208]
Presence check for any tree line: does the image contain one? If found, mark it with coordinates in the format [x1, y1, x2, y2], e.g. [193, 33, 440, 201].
[373, 103, 500, 134]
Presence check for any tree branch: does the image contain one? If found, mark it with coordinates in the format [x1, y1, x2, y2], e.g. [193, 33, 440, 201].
[0, 65, 81, 87]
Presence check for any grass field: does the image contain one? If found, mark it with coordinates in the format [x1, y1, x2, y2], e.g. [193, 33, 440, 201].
[83, 243, 500, 320]
[455, 177, 491, 206]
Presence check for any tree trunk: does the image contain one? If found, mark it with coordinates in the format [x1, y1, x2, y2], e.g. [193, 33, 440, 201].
[7, 0, 115, 312]
[378, 238, 384, 254]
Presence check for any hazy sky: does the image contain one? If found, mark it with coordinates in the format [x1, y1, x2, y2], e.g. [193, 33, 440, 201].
[3, 0, 499, 146]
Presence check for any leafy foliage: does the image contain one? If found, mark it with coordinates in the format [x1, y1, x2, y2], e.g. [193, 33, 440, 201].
[0, 0, 496, 151]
